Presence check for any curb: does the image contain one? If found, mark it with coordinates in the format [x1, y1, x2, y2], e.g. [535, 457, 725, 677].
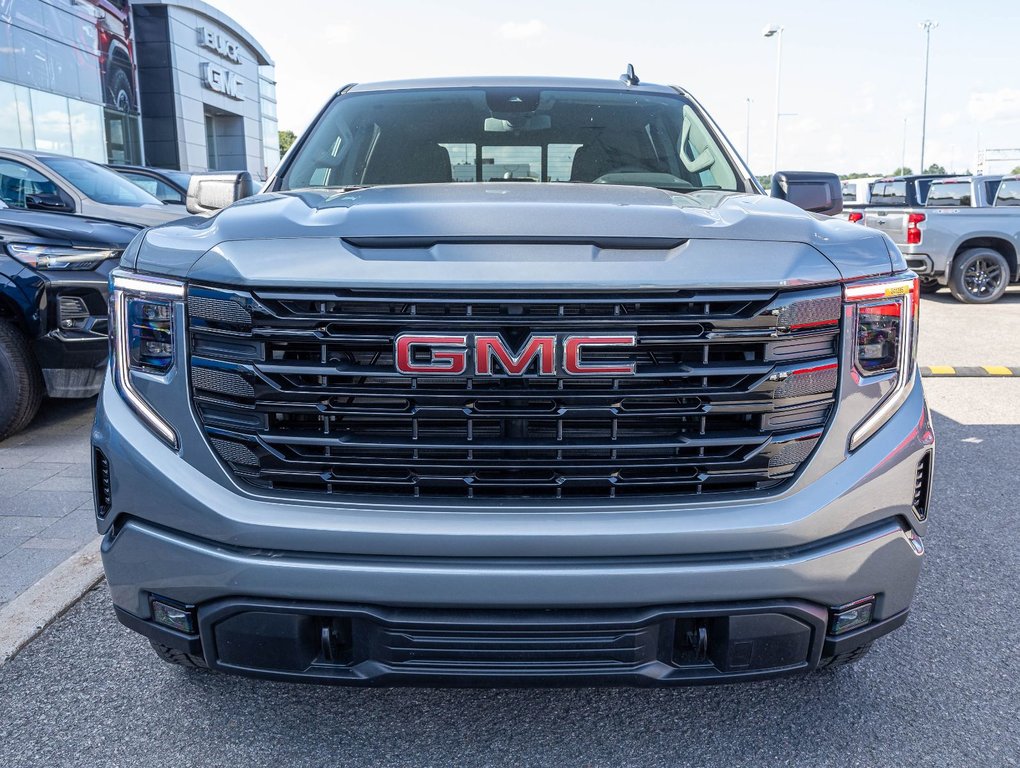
[0, 537, 104, 666]
[920, 366, 1020, 377]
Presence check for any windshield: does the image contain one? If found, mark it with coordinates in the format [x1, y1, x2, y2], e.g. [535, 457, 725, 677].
[279, 88, 743, 193]
[161, 170, 193, 189]
[39, 156, 164, 207]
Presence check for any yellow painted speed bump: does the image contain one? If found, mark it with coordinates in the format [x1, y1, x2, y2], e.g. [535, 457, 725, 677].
[920, 365, 1020, 377]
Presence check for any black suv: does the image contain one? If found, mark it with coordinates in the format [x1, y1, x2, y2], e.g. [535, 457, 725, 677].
[0, 203, 138, 439]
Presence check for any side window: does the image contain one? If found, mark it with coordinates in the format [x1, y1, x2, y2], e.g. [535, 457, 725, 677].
[0, 159, 62, 209]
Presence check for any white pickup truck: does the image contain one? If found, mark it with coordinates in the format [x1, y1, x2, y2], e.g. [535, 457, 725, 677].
[863, 175, 1019, 302]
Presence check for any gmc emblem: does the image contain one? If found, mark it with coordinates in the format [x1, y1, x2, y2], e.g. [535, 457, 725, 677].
[394, 333, 638, 376]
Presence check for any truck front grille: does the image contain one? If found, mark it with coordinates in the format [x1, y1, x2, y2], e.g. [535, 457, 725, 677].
[187, 286, 842, 500]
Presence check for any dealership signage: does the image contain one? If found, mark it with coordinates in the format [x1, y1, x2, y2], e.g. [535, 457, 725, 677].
[197, 25, 244, 100]
[197, 27, 242, 63]
[200, 62, 244, 100]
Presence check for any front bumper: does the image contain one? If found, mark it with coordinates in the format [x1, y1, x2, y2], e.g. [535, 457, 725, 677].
[22, 269, 110, 398]
[116, 594, 909, 686]
[94, 365, 933, 685]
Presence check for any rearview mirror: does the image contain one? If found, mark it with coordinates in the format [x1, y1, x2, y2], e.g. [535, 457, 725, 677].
[770, 171, 842, 216]
[25, 193, 73, 213]
[186, 172, 255, 214]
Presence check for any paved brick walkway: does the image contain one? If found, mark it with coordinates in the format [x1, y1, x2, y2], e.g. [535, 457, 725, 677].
[0, 399, 97, 609]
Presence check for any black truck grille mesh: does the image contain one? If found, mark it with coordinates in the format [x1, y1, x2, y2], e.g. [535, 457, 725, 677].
[187, 286, 842, 500]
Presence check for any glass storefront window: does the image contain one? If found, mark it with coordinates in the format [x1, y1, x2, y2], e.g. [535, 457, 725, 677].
[30, 90, 73, 155]
[104, 109, 142, 165]
[15, 86, 36, 149]
[69, 98, 105, 162]
[0, 82, 23, 149]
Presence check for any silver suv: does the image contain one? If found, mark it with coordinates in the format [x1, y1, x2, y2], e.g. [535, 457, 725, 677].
[92, 76, 933, 686]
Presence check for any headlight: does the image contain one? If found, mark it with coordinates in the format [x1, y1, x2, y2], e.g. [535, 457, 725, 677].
[845, 275, 919, 450]
[6, 243, 120, 270]
[110, 271, 185, 448]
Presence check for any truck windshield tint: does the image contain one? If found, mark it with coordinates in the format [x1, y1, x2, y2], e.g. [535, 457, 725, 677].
[279, 88, 743, 192]
[995, 179, 1020, 206]
[926, 182, 971, 207]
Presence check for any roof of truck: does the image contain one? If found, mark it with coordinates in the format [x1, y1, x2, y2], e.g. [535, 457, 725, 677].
[347, 76, 681, 95]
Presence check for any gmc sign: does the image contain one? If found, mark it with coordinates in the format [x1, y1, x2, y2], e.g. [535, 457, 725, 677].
[395, 333, 638, 376]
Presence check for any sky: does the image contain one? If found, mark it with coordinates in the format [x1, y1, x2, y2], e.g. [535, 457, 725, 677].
[211, 0, 1020, 176]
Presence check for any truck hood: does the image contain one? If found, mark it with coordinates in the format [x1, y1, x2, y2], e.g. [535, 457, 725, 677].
[129, 183, 896, 287]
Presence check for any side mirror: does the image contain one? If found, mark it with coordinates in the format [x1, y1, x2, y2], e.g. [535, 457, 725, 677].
[770, 171, 843, 216]
[25, 193, 73, 213]
[186, 172, 255, 214]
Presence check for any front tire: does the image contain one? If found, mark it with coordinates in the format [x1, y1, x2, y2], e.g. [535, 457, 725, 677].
[0, 319, 44, 441]
[149, 640, 208, 670]
[949, 248, 1010, 304]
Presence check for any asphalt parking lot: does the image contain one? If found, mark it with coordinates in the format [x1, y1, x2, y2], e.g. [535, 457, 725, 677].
[0, 290, 1018, 767]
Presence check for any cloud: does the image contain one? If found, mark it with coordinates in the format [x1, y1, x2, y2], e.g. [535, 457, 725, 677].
[968, 89, 1020, 123]
[499, 19, 547, 40]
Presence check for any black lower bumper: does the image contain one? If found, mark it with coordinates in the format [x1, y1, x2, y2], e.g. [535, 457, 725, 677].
[116, 598, 908, 687]
[32, 334, 107, 397]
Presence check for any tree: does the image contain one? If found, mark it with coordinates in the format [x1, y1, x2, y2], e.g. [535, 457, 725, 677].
[1010, 166, 1020, 175]
[924, 163, 946, 175]
[279, 130, 297, 155]
[891, 167, 913, 176]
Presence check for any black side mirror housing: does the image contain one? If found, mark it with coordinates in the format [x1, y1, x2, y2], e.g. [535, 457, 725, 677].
[770, 172, 843, 216]
[186, 172, 255, 215]
[25, 193, 73, 213]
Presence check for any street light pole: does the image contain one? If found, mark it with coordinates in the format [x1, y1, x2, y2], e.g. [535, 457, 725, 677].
[745, 97, 751, 161]
[901, 116, 908, 174]
[919, 20, 938, 173]
[763, 24, 784, 176]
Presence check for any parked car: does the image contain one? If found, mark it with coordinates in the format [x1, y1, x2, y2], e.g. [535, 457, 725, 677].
[0, 149, 185, 227]
[108, 165, 193, 207]
[96, 74, 934, 686]
[860, 174, 1019, 302]
[0, 201, 139, 440]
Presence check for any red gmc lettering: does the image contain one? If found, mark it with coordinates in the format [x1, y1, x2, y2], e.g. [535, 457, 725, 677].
[475, 335, 556, 376]
[563, 336, 637, 375]
[395, 334, 468, 375]
[394, 333, 638, 376]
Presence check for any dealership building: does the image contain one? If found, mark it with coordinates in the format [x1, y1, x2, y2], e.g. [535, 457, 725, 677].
[0, 0, 279, 177]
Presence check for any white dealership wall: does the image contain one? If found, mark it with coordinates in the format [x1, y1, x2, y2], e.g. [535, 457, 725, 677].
[131, 0, 279, 177]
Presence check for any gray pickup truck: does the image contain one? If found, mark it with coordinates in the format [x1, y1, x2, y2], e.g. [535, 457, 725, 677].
[863, 175, 1019, 302]
[92, 74, 933, 687]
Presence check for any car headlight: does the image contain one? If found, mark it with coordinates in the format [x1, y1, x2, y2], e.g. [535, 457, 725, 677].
[845, 275, 919, 450]
[110, 271, 185, 448]
[6, 243, 120, 270]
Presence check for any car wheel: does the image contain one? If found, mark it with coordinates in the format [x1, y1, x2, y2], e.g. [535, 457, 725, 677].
[149, 641, 209, 670]
[108, 67, 134, 112]
[0, 319, 44, 441]
[918, 277, 941, 294]
[949, 248, 1010, 304]
[817, 641, 872, 671]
